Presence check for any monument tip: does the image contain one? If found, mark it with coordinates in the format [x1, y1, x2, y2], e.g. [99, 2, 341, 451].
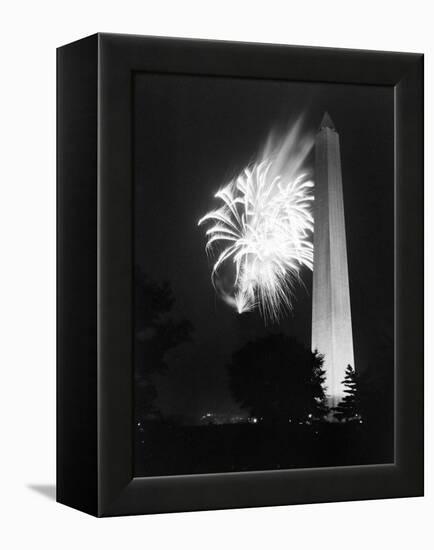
[319, 112, 336, 131]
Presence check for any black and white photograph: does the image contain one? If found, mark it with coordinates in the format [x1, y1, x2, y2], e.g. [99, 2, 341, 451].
[133, 74, 395, 476]
[3, 0, 429, 545]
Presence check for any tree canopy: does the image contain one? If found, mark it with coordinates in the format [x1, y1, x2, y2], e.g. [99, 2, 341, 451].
[228, 333, 327, 423]
[334, 365, 362, 422]
[135, 268, 193, 417]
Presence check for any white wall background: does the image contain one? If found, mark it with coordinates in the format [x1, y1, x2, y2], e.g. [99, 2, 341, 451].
[0, 1, 431, 548]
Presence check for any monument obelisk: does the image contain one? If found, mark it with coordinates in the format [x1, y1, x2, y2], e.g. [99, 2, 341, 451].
[312, 113, 355, 407]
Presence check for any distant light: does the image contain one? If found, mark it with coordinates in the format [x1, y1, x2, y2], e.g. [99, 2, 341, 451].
[252, 418, 258, 424]
[308, 414, 312, 419]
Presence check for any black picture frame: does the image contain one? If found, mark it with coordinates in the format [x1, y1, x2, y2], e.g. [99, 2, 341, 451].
[57, 33, 424, 517]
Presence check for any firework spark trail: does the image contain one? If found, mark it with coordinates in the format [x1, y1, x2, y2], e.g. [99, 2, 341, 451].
[198, 121, 314, 323]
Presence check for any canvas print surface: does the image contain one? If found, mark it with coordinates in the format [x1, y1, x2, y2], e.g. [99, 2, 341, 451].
[133, 73, 394, 476]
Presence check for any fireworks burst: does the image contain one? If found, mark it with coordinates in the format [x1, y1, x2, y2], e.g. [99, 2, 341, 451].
[199, 129, 314, 322]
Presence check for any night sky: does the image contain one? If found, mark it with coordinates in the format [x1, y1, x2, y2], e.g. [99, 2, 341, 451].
[134, 73, 394, 422]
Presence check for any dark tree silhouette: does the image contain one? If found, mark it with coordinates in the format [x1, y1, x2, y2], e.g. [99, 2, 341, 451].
[227, 334, 328, 424]
[311, 354, 329, 419]
[334, 365, 362, 422]
[135, 268, 193, 418]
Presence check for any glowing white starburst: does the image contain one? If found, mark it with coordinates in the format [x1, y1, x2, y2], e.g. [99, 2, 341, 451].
[198, 158, 314, 322]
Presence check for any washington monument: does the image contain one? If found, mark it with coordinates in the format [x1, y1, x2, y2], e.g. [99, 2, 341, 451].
[312, 113, 355, 407]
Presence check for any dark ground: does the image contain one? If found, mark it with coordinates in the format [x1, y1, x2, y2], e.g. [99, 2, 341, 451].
[135, 421, 394, 477]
